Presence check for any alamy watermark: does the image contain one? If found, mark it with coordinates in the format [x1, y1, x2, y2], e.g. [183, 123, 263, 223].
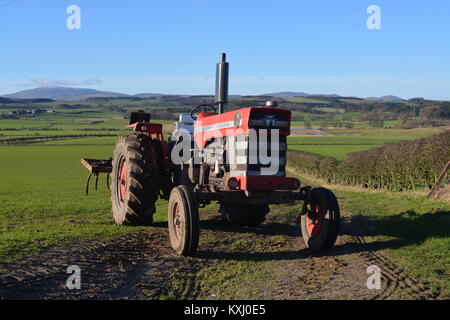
[367, 5, 381, 30]
[66, 5, 81, 30]
[66, 265, 81, 290]
[366, 265, 381, 290]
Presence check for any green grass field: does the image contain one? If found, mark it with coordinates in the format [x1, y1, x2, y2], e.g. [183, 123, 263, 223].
[284, 97, 329, 104]
[289, 144, 381, 160]
[288, 128, 444, 160]
[296, 172, 450, 298]
[0, 144, 168, 261]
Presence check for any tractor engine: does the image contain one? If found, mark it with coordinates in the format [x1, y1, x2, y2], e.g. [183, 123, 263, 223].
[170, 105, 300, 196]
[198, 106, 298, 191]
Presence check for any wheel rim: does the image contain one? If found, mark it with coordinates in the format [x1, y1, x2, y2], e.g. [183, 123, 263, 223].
[172, 201, 183, 241]
[306, 204, 323, 237]
[118, 157, 127, 203]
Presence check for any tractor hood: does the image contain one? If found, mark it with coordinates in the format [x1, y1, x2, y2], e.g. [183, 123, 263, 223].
[194, 106, 291, 149]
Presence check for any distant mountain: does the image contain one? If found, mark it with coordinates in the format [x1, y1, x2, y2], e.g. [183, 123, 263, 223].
[1, 86, 408, 102]
[261, 92, 345, 98]
[0, 97, 54, 104]
[0, 97, 14, 103]
[2, 86, 199, 101]
[260, 92, 309, 98]
[133, 93, 169, 98]
[2, 86, 128, 101]
[312, 93, 342, 98]
[365, 95, 404, 102]
[134, 93, 192, 98]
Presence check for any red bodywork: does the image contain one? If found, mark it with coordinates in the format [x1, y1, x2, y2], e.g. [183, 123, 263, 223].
[227, 176, 300, 192]
[193, 107, 291, 149]
[127, 122, 163, 136]
[127, 122, 170, 166]
[193, 106, 299, 192]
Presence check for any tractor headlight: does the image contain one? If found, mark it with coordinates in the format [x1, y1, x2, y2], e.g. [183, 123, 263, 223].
[227, 177, 240, 190]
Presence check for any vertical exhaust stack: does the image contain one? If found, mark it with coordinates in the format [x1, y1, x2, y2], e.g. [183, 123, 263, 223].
[215, 53, 229, 114]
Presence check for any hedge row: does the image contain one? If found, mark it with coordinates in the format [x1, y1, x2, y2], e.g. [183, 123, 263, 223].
[287, 130, 450, 191]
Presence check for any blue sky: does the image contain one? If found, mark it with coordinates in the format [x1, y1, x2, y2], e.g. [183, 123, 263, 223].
[0, 0, 449, 99]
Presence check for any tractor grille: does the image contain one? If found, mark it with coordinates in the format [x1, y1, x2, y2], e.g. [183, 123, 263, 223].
[249, 109, 290, 135]
[227, 133, 287, 177]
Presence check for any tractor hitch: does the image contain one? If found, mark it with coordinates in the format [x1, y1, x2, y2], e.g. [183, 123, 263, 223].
[81, 158, 113, 195]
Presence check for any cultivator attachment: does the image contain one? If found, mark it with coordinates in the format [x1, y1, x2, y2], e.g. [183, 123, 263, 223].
[81, 158, 113, 195]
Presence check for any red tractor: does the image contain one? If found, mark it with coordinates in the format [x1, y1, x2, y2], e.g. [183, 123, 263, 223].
[82, 53, 340, 256]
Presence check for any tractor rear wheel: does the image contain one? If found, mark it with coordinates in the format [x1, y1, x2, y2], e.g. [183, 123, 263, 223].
[168, 185, 200, 256]
[111, 134, 160, 226]
[219, 203, 270, 227]
[300, 188, 340, 251]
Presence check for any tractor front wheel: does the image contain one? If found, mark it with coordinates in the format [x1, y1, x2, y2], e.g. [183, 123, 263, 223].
[300, 188, 340, 251]
[168, 185, 200, 256]
[111, 134, 160, 226]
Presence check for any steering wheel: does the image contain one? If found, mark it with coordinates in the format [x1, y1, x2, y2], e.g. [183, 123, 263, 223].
[190, 104, 217, 121]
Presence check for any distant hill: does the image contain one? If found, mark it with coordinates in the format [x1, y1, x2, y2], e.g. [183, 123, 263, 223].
[134, 93, 192, 98]
[2, 86, 128, 101]
[313, 93, 342, 98]
[261, 92, 346, 99]
[1, 86, 409, 102]
[260, 92, 309, 98]
[0, 97, 14, 103]
[133, 93, 169, 98]
[0, 96, 54, 104]
[365, 95, 404, 102]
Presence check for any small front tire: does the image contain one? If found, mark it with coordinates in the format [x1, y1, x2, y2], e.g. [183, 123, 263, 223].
[168, 185, 200, 256]
[300, 188, 340, 251]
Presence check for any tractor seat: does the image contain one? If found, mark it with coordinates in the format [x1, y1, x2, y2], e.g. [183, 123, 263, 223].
[170, 114, 194, 142]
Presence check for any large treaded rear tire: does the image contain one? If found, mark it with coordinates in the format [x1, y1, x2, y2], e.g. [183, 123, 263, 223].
[219, 203, 270, 227]
[111, 134, 160, 226]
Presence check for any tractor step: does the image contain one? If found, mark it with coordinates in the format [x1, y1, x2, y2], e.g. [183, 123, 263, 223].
[81, 158, 113, 195]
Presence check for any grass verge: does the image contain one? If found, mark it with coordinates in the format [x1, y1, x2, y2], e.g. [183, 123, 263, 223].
[292, 168, 450, 298]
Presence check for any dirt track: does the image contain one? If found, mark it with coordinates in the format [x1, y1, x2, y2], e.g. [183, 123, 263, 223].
[0, 208, 438, 300]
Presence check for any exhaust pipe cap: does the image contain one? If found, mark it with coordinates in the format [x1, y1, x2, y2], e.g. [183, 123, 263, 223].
[266, 100, 278, 108]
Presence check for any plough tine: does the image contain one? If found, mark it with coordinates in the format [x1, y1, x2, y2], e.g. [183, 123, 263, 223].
[95, 173, 99, 192]
[86, 172, 109, 195]
[81, 158, 113, 195]
[86, 173, 93, 195]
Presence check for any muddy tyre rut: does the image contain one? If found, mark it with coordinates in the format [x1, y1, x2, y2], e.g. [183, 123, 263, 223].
[0, 208, 437, 300]
[340, 216, 438, 300]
